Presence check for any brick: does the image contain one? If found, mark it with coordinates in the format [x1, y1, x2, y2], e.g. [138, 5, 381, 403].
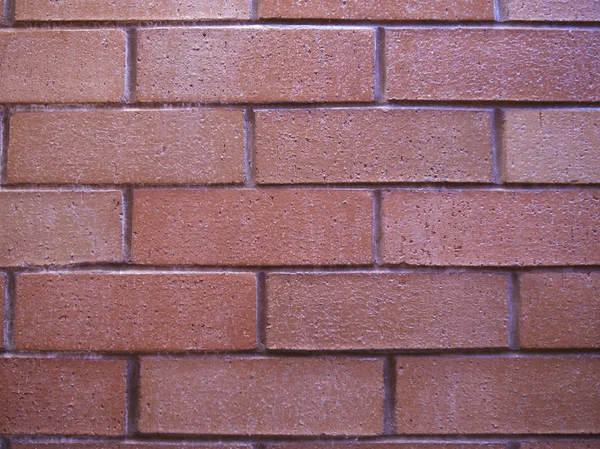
[139, 357, 383, 435]
[14, 272, 256, 352]
[266, 273, 508, 350]
[502, 109, 600, 184]
[259, 0, 494, 20]
[395, 356, 600, 434]
[15, 0, 249, 21]
[137, 28, 374, 103]
[502, 0, 600, 21]
[0, 357, 126, 435]
[386, 29, 600, 102]
[519, 273, 600, 348]
[255, 109, 493, 184]
[381, 190, 600, 266]
[0, 30, 125, 103]
[132, 189, 373, 266]
[14, 445, 253, 449]
[0, 191, 123, 267]
[7, 110, 245, 185]
[521, 444, 600, 449]
[0, 274, 4, 350]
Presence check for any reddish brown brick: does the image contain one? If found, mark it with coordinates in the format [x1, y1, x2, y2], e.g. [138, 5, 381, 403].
[0, 30, 125, 103]
[0, 357, 127, 435]
[132, 189, 373, 266]
[8, 110, 245, 185]
[521, 444, 600, 449]
[255, 109, 493, 184]
[14, 272, 256, 352]
[502, 0, 600, 21]
[14, 445, 253, 449]
[137, 28, 374, 103]
[15, 0, 249, 21]
[0, 191, 123, 267]
[139, 357, 383, 435]
[502, 109, 600, 184]
[395, 356, 600, 434]
[519, 273, 600, 348]
[386, 29, 600, 102]
[266, 273, 508, 350]
[381, 190, 600, 266]
[259, 0, 494, 20]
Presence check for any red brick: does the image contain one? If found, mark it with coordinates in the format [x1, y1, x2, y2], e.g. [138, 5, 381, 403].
[14, 272, 256, 352]
[259, 0, 494, 20]
[502, 109, 600, 184]
[0, 357, 126, 435]
[502, 0, 600, 21]
[381, 190, 600, 266]
[255, 109, 493, 184]
[395, 356, 600, 434]
[519, 273, 600, 348]
[7, 110, 245, 185]
[0, 274, 4, 350]
[137, 28, 374, 103]
[0, 30, 125, 103]
[266, 273, 508, 350]
[0, 191, 123, 267]
[14, 445, 253, 449]
[15, 0, 249, 21]
[139, 357, 383, 435]
[386, 29, 600, 102]
[521, 444, 600, 449]
[132, 189, 373, 266]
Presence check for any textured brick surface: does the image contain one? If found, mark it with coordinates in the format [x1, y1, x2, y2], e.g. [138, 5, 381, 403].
[255, 109, 493, 184]
[266, 273, 508, 349]
[519, 273, 600, 348]
[8, 110, 245, 185]
[0, 357, 127, 435]
[521, 444, 600, 449]
[381, 190, 600, 266]
[0, 30, 125, 103]
[386, 29, 600, 102]
[15, 0, 250, 21]
[14, 272, 257, 352]
[139, 357, 384, 435]
[502, 109, 600, 184]
[259, 0, 494, 20]
[137, 28, 374, 103]
[502, 0, 600, 21]
[132, 189, 373, 266]
[395, 356, 600, 434]
[0, 191, 123, 267]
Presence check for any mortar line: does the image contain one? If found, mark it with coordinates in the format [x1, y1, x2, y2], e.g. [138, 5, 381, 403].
[4, 0, 15, 26]
[250, 0, 259, 21]
[125, 357, 141, 437]
[508, 273, 521, 350]
[4, 271, 15, 351]
[373, 190, 382, 266]
[374, 27, 387, 103]
[122, 187, 134, 263]
[244, 108, 256, 186]
[383, 356, 397, 435]
[492, 108, 505, 184]
[125, 27, 138, 104]
[0, 108, 9, 185]
[256, 272, 267, 352]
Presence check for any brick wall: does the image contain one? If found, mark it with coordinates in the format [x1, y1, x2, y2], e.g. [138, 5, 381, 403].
[1, 0, 599, 448]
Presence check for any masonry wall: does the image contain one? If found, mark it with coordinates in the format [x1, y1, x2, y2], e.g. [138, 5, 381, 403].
[1, 0, 600, 448]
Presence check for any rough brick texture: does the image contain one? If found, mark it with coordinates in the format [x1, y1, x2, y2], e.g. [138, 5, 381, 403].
[521, 444, 600, 449]
[0, 357, 127, 435]
[136, 28, 374, 103]
[132, 189, 373, 265]
[381, 190, 600, 266]
[14, 272, 257, 351]
[139, 357, 383, 435]
[266, 273, 508, 349]
[255, 109, 493, 184]
[386, 29, 600, 102]
[259, 0, 495, 20]
[0, 30, 125, 103]
[0, 191, 123, 266]
[502, 0, 600, 21]
[395, 356, 600, 434]
[502, 109, 600, 184]
[519, 273, 600, 348]
[8, 110, 245, 185]
[15, 0, 250, 21]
